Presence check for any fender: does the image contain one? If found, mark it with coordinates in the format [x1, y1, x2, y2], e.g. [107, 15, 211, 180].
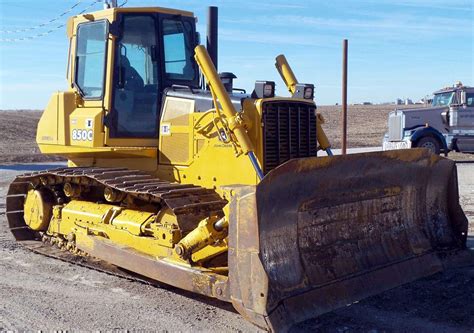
[409, 126, 448, 152]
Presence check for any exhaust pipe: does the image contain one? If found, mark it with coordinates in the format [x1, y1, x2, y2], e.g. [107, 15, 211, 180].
[207, 6, 218, 70]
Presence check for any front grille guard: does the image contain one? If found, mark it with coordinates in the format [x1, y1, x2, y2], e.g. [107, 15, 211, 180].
[262, 101, 317, 174]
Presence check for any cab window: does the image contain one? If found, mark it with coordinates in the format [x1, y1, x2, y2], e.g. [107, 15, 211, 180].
[75, 21, 107, 99]
[466, 93, 474, 107]
[162, 19, 196, 81]
[432, 92, 454, 106]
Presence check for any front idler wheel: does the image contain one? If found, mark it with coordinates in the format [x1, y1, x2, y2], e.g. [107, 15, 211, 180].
[23, 189, 54, 231]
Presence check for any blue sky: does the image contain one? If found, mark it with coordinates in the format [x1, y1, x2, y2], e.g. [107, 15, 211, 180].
[0, 0, 472, 109]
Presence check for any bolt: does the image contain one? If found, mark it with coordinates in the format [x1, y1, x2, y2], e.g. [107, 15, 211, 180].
[175, 244, 184, 256]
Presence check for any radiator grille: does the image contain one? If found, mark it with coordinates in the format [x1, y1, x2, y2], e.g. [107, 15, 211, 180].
[262, 101, 317, 174]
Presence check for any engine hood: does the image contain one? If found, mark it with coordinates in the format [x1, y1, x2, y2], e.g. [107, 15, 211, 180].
[393, 106, 449, 132]
[164, 87, 250, 113]
[397, 106, 448, 115]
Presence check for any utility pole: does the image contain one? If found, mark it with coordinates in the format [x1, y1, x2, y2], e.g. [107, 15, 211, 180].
[342, 39, 348, 155]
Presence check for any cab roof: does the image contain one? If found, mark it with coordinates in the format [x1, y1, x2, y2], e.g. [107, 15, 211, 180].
[434, 84, 473, 95]
[71, 6, 194, 21]
[67, 6, 194, 37]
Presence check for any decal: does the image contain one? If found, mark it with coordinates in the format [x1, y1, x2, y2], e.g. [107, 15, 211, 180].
[72, 129, 93, 141]
[161, 123, 171, 136]
[85, 118, 93, 129]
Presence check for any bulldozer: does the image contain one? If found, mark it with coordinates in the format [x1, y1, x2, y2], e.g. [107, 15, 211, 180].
[5, 4, 468, 331]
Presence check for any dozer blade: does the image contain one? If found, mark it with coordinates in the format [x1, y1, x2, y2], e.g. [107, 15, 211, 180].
[227, 149, 467, 332]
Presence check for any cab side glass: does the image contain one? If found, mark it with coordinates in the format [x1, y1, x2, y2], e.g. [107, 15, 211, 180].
[75, 21, 107, 99]
[466, 93, 474, 107]
[162, 19, 196, 81]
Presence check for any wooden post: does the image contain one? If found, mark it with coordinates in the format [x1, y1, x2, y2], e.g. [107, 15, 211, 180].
[342, 39, 348, 155]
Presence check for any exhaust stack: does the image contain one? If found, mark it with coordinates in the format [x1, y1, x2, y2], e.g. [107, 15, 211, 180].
[207, 6, 218, 70]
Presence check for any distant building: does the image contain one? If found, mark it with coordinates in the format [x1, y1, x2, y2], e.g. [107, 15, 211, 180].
[404, 98, 413, 105]
[396, 98, 403, 105]
[362, 102, 372, 105]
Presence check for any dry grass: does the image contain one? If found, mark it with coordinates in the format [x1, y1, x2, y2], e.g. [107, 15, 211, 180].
[318, 104, 424, 148]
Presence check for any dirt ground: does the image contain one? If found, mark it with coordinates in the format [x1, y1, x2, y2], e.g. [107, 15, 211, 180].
[0, 110, 64, 164]
[0, 108, 473, 332]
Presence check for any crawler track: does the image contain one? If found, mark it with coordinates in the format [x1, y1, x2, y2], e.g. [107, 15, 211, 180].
[5, 167, 227, 284]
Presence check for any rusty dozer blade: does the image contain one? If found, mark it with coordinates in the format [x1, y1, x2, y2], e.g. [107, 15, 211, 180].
[227, 149, 467, 332]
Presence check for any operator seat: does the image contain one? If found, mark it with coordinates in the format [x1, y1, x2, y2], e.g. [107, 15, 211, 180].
[119, 55, 144, 91]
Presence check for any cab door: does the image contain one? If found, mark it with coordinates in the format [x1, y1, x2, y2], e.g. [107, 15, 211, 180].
[104, 14, 161, 147]
[69, 19, 109, 148]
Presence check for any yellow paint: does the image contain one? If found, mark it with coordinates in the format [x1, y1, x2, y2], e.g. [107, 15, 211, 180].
[192, 238, 229, 264]
[274, 54, 332, 150]
[275, 54, 298, 94]
[194, 45, 255, 156]
[175, 216, 227, 259]
[316, 114, 331, 150]
[23, 190, 52, 231]
[32, 6, 329, 274]
[36, 91, 76, 147]
[57, 200, 184, 259]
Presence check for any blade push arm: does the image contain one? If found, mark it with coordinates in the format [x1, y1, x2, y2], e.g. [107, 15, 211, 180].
[194, 45, 264, 179]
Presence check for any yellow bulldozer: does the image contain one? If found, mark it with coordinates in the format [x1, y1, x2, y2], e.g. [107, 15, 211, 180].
[6, 4, 468, 331]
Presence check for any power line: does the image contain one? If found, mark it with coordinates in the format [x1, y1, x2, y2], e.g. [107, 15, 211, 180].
[0, 0, 103, 42]
[0, 1, 84, 34]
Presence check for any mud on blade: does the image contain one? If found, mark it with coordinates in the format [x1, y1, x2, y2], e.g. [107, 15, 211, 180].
[228, 149, 467, 332]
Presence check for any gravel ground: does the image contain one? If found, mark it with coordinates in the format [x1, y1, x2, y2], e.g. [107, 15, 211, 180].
[0, 161, 473, 332]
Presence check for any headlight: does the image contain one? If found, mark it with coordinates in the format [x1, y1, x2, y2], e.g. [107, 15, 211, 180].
[304, 86, 314, 99]
[263, 83, 274, 97]
[293, 83, 315, 99]
[252, 81, 275, 98]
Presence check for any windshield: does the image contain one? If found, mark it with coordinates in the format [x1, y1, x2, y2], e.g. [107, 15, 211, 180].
[432, 92, 454, 106]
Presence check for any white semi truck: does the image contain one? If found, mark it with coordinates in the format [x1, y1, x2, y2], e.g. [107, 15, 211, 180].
[383, 83, 474, 155]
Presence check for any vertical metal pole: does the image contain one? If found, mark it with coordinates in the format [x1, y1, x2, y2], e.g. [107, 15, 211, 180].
[342, 39, 348, 155]
[207, 6, 218, 71]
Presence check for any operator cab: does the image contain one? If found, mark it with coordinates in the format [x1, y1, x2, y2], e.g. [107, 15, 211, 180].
[432, 83, 473, 107]
[73, 9, 199, 140]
